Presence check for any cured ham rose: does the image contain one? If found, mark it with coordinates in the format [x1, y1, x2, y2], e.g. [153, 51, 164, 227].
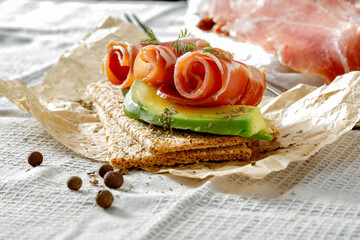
[198, 0, 360, 82]
[133, 39, 209, 87]
[134, 45, 177, 87]
[103, 37, 265, 107]
[103, 42, 140, 88]
[158, 51, 266, 107]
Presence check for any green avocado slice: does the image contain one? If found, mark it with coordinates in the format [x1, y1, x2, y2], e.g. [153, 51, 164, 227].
[124, 80, 273, 141]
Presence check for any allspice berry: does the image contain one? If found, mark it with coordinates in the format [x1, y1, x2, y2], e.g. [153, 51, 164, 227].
[104, 171, 124, 189]
[67, 176, 82, 191]
[96, 190, 114, 209]
[98, 164, 114, 178]
[27, 151, 43, 167]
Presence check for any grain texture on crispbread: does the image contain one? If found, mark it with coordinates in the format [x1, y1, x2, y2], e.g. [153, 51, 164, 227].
[87, 81, 255, 155]
[95, 103, 252, 169]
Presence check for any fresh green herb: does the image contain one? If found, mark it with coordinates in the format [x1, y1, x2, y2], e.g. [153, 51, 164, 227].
[141, 26, 160, 45]
[171, 29, 197, 56]
[159, 106, 178, 130]
[233, 106, 247, 113]
[202, 48, 232, 59]
[200, 42, 234, 60]
[221, 113, 240, 120]
[220, 107, 250, 120]
[142, 27, 234, 60]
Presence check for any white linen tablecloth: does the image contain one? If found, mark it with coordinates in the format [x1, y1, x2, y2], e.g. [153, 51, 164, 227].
[1, 1, 360, 239]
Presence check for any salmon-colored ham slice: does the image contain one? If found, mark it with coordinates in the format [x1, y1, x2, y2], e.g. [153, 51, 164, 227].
[200, 0, 360, 82]
[158, 51, 266, 107]
[238, 64, 266, 106]
[103, 38, 266, 107]
[134, 45, 177, 87]
[133, 39, 210, 87]
[339, 25, 360, 72]
[103, 42, 140, 88]
[264, 20, 348, 81]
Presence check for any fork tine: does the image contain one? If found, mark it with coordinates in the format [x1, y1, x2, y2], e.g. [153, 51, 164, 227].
[266, 83, 283, 96]
[124, 13, 133, 23]
[131, 14, 148, 34]
[124, 13, 149, 36]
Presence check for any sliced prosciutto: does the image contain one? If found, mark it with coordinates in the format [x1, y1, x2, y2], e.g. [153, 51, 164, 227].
[158, 51, 266, 107]
[134, 45, 177, 87]
[133, 38, 209, 87]
[103, 42, 140, 88]
[198, 0, 360, 82]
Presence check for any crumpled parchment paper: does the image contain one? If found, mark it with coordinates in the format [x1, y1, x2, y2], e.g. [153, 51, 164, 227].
[0, 17, 146, 162]
[1, 17, 359, 179]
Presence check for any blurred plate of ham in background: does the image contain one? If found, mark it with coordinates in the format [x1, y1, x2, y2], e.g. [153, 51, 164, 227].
[186, 0, 360, 92]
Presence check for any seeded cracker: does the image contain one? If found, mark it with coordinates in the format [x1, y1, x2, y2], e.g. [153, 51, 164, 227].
[95, 102, 252, 169]
[87, 81, 257, 155]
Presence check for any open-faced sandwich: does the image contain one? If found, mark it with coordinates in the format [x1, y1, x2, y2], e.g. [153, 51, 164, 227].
[87, 28, 279, 169]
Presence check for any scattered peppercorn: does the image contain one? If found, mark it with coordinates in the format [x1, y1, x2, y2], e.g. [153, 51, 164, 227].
[98, 164, 114, 178]
[27, 151, 43, 167]
[96, 190, 114, 209]
[67, 176, 82, 191]
[104, 171, 124, 189]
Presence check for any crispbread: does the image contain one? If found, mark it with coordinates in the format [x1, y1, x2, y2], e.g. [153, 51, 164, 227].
[87, 81, 255, 155]
[95, 102, 252, 169]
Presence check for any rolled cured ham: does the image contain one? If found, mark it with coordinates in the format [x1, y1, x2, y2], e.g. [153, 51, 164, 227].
[158, 51, 266, 107]
[103, 38, 266, 107]
[134, 45, 177, 87]
[103, 42, 140, 88]
[133, 38, 209, 87]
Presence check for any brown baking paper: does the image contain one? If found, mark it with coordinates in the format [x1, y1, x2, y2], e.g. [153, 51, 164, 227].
[1, 17, 360, 179]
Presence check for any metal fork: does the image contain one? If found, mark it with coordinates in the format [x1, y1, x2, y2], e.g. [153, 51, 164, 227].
[125, 13, 148, 33]
[125, 13, 360, 130]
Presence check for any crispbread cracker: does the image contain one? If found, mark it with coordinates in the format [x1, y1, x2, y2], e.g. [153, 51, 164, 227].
[87, 81, 255, 154]
[95, 102, 252, 169]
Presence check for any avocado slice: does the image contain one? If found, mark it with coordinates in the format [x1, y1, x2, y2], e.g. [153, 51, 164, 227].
[124, 80, 273, 141]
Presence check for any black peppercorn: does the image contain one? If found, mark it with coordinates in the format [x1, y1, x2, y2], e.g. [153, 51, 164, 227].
[67, 176, 82, 191]
[104, 171, 124, 189]
[98, 164, 114, 178]
[96, 190, 114, 209]
[27, 151, 43, 167]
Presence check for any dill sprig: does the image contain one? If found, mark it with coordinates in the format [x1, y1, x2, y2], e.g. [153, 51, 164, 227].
[141, 27, 234, 60]
[171, 29, 198, 57]
[200, 43, 234, 60]
[141, 26, 160, 45]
